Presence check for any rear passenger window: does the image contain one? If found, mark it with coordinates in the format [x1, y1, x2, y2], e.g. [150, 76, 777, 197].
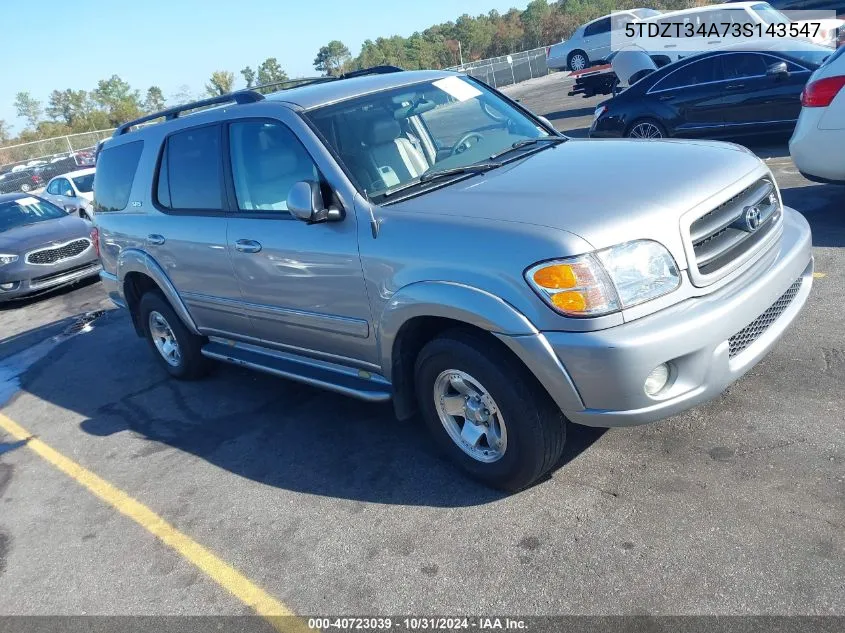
[584, 17, 611, 37]
[655, 57, 720, 90]
[721, 53, 768, 79]
[93, 141, 144, 213]
[156, 125, 222, 211]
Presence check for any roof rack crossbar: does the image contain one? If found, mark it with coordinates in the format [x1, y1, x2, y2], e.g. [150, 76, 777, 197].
[338, 65, 404, 79]
[249, 66, 405, 95]
[113, 90, 265, 137]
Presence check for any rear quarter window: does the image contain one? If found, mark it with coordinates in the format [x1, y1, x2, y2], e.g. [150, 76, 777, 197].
[93, 141, 144, 212]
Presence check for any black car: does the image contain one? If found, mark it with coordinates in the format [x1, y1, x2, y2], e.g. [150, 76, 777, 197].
[590, 40, 832, 140]
[0, 168, 44, 194]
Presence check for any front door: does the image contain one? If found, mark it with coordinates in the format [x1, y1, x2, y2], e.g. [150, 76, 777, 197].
[649, 55, 725, 136]
[718, 53, 805, 132]
[224, 119, 375, 367]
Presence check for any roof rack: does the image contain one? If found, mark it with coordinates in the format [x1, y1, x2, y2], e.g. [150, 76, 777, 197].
[113, 90, 265, 137]
[338, 65, 404, 79]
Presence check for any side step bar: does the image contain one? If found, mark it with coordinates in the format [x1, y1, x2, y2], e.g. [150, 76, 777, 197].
[201, 339, 392, 402]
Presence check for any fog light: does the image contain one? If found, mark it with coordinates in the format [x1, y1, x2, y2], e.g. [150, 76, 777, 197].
[0, 282, 17, 291]
[644, 363, 670, 396]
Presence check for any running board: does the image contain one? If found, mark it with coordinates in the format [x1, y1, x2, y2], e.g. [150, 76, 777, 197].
[201, 340, 392, 402]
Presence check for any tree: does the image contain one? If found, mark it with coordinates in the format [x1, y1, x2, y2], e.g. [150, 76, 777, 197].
[145, 86, 166, 113]
[314, 40, 351, 76]
[205, 70, 235, 96]
[241, 66, 256, 88]
[170, 85, 195, 105]
[46, 89, 92, 127]
[257, 57, 288, 86]
[14, 92, 42, 129]
[0, 120, 10, 144]
[92, 75, 143, 125]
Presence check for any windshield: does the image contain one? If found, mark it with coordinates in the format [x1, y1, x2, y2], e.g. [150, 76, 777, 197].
[753, 4, 791, 24]
[72, 173, 95, 193]
[305, 76, 551, 201]
[0, 197, 66, 232]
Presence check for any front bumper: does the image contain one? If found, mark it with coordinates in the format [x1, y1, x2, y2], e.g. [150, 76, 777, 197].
[502, 207, 813, 427]
[0, 258, 101, 301]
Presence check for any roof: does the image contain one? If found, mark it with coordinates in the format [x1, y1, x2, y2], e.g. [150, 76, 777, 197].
[642, 1, 764, 19]
[49, 167, 96, 180]
[264, 69, 455, 110]
[0, 192, 32, 203]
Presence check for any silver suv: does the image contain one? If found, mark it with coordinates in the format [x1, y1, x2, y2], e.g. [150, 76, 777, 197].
[94, 67, 813, 491]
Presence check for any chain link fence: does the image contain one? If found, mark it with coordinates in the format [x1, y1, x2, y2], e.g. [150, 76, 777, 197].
[447, 47, 551, 89]
[0, 128, 114, 175]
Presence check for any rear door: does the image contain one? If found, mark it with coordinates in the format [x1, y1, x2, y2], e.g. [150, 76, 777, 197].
[648, 55, 725, 135]
[718, 52, 803, 131]
[147, 123, 249, 336]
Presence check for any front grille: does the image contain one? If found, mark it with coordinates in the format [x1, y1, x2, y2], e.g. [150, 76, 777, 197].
[728, 277, 802, 358]
[29, 262, 100, 288]
[26, 238, 91, 265]
[689, 179, 781, 281]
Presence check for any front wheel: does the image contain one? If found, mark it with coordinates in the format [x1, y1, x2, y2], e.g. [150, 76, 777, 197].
[139, 291, 210, 379]
[415, 331, 566, 492]
[626, 118, 667, 139]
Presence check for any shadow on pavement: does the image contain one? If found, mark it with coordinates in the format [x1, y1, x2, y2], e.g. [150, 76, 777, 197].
[544, 106, 597, 122]
[16, 310, 603, 507]
[0, 276, 100, 312]
[781, 183, 845, 247]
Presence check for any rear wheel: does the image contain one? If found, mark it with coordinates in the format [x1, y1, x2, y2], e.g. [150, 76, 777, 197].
[20, 183, 31, 192]
[568, 50, 588, 72]
[415, 330, 566, 492]
[139, 292, 210, 379]
[626, 118, 667, 139]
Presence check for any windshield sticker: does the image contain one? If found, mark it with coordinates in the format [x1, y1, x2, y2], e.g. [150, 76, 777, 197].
[433, 76, 483, 102]
[15, 197, 40, 206]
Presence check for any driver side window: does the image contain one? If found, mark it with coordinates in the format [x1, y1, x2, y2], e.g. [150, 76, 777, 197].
[228, 121, 319, 213]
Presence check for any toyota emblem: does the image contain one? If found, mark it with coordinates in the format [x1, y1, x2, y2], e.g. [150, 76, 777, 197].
[743, 205, 762, 232]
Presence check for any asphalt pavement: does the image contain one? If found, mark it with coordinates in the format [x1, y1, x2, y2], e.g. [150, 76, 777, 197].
[0, 72, 843, 620]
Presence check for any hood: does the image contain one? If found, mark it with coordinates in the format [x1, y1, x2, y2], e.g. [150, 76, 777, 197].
[0, 214, 92, 254]
[388, 138, 764, 268]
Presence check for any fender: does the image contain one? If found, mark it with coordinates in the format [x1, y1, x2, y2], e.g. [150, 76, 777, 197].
[378, 281, 538, 380]
[117, 249, 201, 335]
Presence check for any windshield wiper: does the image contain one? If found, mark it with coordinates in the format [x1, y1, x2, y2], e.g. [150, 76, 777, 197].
[418, 162, 502, 183]
[382, 162, 503, 198]
[489, 136, 567, 161]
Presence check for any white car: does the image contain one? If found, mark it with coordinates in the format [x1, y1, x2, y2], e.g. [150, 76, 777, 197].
[630, 2, 844, 64]
[790, 45, 845, 182]
[41, 168, 96, 220]
[546, 8, 662, 71]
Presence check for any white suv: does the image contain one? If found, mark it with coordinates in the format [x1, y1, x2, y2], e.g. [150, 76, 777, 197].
[790, 44, 845, 182]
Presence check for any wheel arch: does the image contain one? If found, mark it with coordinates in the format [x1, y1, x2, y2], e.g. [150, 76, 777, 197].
[379, 281, 550, 420]
[118, 249, 200, 337]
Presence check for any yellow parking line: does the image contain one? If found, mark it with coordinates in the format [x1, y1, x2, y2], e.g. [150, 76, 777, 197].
[0, 412, 305, 633]
[813, 272, 827, 279]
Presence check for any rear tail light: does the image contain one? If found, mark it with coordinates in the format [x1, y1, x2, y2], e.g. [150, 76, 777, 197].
[801, 75, 845, 107]
[90, 227, 100, 257]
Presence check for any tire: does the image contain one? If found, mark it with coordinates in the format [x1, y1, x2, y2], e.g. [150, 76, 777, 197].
[567, 50, 589, 72]
[626, 118, 667, 139]
[79, 210, 91, 221]
[139, 291, 210, 379]
[414, 330, 567, 492]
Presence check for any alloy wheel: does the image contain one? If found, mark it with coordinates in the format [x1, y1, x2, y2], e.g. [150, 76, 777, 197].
[148, 310, 182, 367]
[628, 122, 664, 139]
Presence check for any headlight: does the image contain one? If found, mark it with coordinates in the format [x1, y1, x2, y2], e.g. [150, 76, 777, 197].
[526, 240, 680, 317]
[593, 105, 607, 121]
[0, 254, 19, 266]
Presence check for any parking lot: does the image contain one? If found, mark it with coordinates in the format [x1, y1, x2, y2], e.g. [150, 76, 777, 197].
[1, 71, 844, 621]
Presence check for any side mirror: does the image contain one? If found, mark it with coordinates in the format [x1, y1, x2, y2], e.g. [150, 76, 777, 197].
[65, 190, 74, 197]
[767, 61, 789, 79]
[286, 180, 343, 223]
[538, 115, 554, 129]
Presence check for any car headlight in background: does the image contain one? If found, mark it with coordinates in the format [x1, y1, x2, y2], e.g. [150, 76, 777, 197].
[0, 254, 19, 266]
[593, 105, 607, 121]
[526, 240, 680, 317]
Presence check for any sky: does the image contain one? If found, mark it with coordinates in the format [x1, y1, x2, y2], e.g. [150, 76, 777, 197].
[1, 0, 530, 134]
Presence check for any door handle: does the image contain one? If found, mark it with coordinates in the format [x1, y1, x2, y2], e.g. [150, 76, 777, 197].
[708, 40, 722, 44]
[235, 239, 262, 254]
[665, 44, 677, 48]
[725, 83, 745, 91]
[146, 234, 165, 246]
[658, 94, 675, 101]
